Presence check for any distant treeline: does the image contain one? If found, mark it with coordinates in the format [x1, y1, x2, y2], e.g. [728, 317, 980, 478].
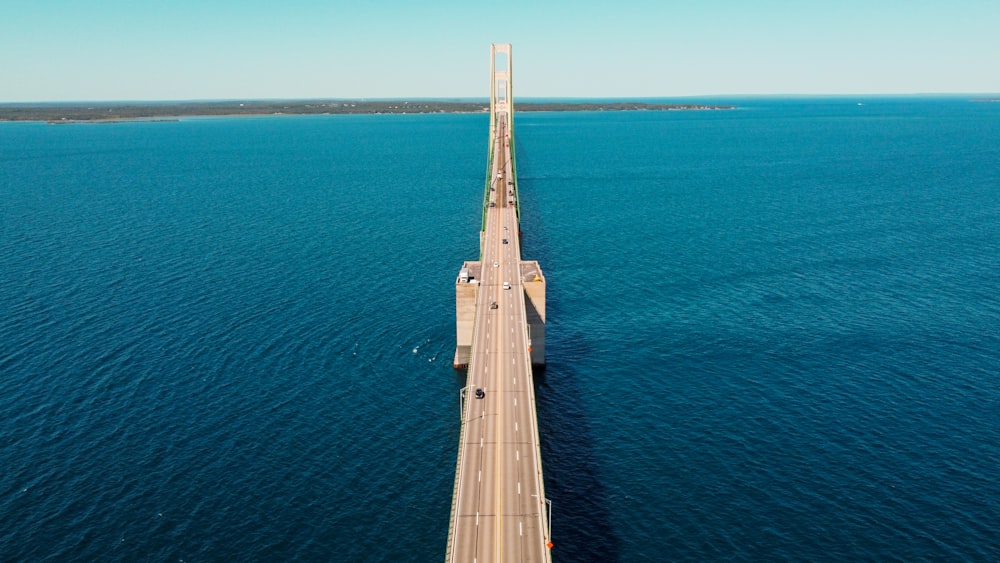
[0, 100, 734, 122]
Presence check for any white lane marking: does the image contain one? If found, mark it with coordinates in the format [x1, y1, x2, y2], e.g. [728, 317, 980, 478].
[515, 422, 518, 433]
[477, 512, 479, 526]
[478, 470, 481, 482]
[518, 481, 521, 495]
[514, 398, 517, 407]
[516, 450, 520, 461]
[520, 521, 523, 536]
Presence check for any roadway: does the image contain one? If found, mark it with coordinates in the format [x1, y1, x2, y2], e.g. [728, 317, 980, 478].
[448, 114, 550, 562]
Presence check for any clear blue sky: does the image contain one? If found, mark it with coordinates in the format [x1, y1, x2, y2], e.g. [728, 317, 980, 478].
[2, 0, 998, 102]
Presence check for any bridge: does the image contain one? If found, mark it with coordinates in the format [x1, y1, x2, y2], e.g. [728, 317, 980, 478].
[447, 44, 552, 562]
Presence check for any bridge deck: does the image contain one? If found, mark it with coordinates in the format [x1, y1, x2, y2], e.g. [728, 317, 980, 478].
[447, 59, 551, 560]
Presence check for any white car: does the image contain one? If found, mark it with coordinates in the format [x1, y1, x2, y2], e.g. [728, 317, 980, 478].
[502, 282, 511, 290]
[493, 262, 499, 268]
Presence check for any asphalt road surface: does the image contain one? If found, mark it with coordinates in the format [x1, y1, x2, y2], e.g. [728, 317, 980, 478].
[449, 115, 550, 563]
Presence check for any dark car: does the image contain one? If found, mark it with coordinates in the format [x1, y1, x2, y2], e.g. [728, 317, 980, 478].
[490, 301, 498, 309]
[502, 238, 508, 244]
[475, 388, 485, 399]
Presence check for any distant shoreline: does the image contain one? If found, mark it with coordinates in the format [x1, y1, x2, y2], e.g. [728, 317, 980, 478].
[47, 117, 182, 125]
[0, 100, 734, 122]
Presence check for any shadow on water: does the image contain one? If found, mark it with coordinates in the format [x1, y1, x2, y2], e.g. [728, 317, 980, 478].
[535, 337, 622, 562]
[512, 157, 620, 559]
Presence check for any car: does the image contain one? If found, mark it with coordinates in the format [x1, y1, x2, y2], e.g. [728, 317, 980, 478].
[493, 261, 499, 268]
[475, 388, 485, 399]
[502, 238, 508, 244]
[502, 282, 511, 290]
[489, 202, 496, 207]
[490, 301, 498, 309]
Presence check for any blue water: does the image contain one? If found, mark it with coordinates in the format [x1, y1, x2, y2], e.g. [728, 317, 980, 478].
[2, 98, 999, 561]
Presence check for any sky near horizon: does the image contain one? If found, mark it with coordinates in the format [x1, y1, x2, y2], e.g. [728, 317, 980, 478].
[2, 0, 998, 102]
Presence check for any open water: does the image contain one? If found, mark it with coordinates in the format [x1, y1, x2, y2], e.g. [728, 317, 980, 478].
[2, 97, 999, 561]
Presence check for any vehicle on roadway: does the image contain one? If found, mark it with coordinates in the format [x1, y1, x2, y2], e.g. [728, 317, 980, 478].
[502, 282, 511, 290]
[490, 301, 498, 309]
[493, 261, 499, 268]
[475, 388, 485, 399]
[502, 238, 508, 244]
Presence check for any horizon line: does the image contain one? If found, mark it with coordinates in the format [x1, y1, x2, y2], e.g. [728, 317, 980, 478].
[3, 93, 999, 105]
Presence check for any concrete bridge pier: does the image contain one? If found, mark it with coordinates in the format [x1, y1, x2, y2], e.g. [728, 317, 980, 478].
[453, 260, 546, 369]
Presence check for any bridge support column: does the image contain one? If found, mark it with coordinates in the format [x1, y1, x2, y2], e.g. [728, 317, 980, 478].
[453, 261, 481, 369]
[520, 260, 546, 367]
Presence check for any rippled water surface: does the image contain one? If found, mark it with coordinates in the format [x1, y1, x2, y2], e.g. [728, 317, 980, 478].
[2, 99, 999, 561]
